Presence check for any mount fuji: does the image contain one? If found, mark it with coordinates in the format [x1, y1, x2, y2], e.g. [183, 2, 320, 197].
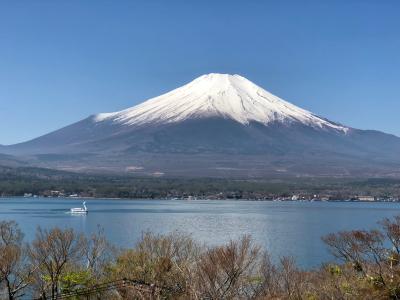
[2, 73, 400, 177]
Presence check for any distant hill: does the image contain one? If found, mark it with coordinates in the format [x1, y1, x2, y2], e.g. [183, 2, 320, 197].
[0, 153, 26, 168]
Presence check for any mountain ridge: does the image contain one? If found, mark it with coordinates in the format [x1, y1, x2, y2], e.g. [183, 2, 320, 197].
[1, 73, 400, 177]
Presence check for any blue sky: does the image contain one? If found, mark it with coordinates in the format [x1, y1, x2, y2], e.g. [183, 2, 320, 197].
[0, 0, 399, 145]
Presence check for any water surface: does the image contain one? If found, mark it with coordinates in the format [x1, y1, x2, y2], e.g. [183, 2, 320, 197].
[1, 198, 399, 268]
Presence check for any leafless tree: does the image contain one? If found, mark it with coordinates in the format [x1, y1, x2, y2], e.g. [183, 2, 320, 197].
[253, 253, 280, 299]
[83, 226, 114, 280]
[194, 235, 261, 299]
[28, 226, 85, 300]
[322, 224, 400, 299]
[277, 257, 309, 300]
[380, 216, 400, 256]
[322, 229, 386, 277]
[111, 231, 201, 298]
[0, 221, 33, 300]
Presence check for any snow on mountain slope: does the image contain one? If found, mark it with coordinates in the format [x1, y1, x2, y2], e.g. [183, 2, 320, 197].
[95, 73, 349, 133]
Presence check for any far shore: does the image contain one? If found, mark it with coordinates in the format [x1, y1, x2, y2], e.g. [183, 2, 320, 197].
[1, 195, 400, 203]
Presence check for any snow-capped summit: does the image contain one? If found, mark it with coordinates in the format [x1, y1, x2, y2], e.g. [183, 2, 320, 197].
[95, 73, 348, 132]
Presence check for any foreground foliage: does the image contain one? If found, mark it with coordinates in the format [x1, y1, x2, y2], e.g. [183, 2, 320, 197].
[2, 216, 400, 299]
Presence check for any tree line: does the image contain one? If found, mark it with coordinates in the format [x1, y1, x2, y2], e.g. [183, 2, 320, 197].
[2, 170, 400, 200]
[2, 216, 400, 299]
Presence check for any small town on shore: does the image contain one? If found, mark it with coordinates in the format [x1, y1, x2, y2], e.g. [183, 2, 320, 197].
[17, 190, 400, 202]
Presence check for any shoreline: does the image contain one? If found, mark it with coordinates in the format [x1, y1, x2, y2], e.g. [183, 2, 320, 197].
[1, 195, 400, 203]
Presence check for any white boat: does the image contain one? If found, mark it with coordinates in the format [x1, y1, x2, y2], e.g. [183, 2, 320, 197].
[70, 201, 88, 214]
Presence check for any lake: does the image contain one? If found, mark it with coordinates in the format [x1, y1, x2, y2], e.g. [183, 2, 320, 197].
[1, 197, 399, 268]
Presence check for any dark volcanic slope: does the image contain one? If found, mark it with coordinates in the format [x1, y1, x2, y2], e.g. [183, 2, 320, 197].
[2, 117, 400, 177]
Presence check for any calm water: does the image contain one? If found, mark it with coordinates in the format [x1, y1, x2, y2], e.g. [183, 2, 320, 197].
[1, 198, 399, 268]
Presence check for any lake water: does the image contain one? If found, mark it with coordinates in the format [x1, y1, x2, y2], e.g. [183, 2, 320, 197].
[1, 198, 399, 268]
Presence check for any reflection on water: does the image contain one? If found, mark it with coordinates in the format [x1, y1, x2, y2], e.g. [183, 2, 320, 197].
[0, 197, 399, 268]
